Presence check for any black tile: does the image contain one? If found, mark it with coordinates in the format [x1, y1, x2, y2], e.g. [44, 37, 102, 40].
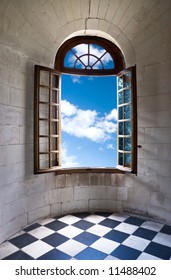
[9, 233, 37, 249]
[75, 247, 107, 260]
[111, 245, 141, 260]
[45, 220, 67, 231]
[160, 225, 171, 235]
[73, 220, 94, 230]
[133, 227, 157, 240]
[95, 212, 113, 217]
[72, 212, 90, 219]
[144, 242, 171, 260]
[3, 250, 34, 260]
[74, 232, 99, 246]
[104, 229, 129, 243]
[42, 233, 69, 247]
[124, 216, 145, 226]
[38, 249, 71, 260]
[24, 223, 41, 232]
[99, 218, 120, 229]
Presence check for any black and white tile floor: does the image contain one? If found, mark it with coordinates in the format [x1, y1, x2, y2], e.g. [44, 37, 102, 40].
[1, 212, 171, 260]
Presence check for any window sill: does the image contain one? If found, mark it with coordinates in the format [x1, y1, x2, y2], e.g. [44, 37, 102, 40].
[55, 167, 125, 175]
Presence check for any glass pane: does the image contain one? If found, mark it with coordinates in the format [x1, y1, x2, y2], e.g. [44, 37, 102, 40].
[51, 137, 58, 151]
[40, 71, 49, 86]
[39, 87, 49, 102]
[119, 137, 123, 150]
[124, 121, 132, 135]
[51, 122, 58, 135]
[124, 105, 131, 119]
[119, 152, 123, 165]
[123, 72, 131, 88]
[51, 74, 58, 88]
[118, 91, 123, 105]
[101, 53, 114, 69]
[90, 44, 105, 57]
[75, 59, 85, 69]
[118, 77, 123, 90]
[124, 89, 131, 103]
[51, 90, 59, 104]
[119, 107, 123, 120]
[92, 60, 103, 69]
[39, 138, 49, 153]
[64, 50, 75, 67]
[51, 152, 58, 167]
[39, 103, 49, 119]
[39, 120, 49, 135]
[51, 106, 59, 119]
[124, 153, 131, 167]
[124, 138, 131, 151]
[39, 154, 49, 169]
[119, 122, 123, 135]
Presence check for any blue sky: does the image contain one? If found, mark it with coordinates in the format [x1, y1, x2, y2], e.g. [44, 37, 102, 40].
[61, 74, 117, 167]
[60, 42, 117, 168]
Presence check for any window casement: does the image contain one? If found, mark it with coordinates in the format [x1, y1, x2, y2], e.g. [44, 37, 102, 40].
[34, 36, 137, 174]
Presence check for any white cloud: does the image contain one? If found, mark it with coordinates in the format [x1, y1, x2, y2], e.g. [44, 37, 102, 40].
[71, 76, 82, 84]
[61, 99, 117, 142]
[62, 143, 79, 167]
[107, 143, 115, 150]
[105, 108, 118, 121]
[69, 44, 113, 69]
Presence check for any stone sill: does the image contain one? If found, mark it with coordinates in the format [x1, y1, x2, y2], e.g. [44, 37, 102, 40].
[55, 167, 125, 175]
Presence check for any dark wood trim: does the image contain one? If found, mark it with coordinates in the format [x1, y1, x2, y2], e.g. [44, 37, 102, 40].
[55, 167, 125, 175]
[55, 36, 125, 75]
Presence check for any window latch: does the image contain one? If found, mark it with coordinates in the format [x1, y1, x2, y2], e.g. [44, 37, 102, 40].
[137, 145, 142, 149]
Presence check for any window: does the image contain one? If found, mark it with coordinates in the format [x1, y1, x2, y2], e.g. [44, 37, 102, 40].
[34, 36, 137, 174]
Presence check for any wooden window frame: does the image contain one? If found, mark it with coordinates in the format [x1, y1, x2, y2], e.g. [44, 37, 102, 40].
[34, 37, 137, 175]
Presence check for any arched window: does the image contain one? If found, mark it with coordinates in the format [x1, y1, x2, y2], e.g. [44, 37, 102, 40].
[34, 36, 137, 174]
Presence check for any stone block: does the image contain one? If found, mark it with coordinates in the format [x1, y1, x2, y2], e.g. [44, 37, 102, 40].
[0, 83, 10, 105]
[89, 199, 122, 212]
[66, 174, 79, 187]
[50, 203, 62, 217]
[0, 146, 6, 166]
[27, 192, 50, 211]
[28, 205, 51, 224]
[62, 200, 88, 215]
[56, 174, 66, 188]
[145, 128, 171, 144]
[74, 186, 89, 201]
[138, 143, 159, 160]
[78, 173, 89, 186]
[0, 125, 19, 145]
[111, 174, 124, 186]
[158, 144, 171, 161]
[90, 173, 104, 186]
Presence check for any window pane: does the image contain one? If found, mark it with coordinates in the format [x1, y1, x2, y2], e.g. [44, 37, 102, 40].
[124, 89, 131, 103]
[52, 90, 59, 104]
[119, 152, 123, 165]
[123, 72, 131, 88]
[40, 71, 49, 86]
[39, 120, 49, 135]
[119, 137, 123, 150]
[39, 103, 49, 119]
[51, 74, 58, 88]
[119, 107, 123, 119]
[124, 121, 132, 135]
[39, 154, 49, 169]
[124, 138, 131, 151]
[118, 77, 123, 90]
[124, 105, 131, 119]
[51, 152, 58, 167]
[124, 153, 131, 167]
[64, 50, 75, 67]
[118, 91, 123, 105]
[102, 53, 114, 69]
[119, 122, 123, 135]
[39, 138, 49, 153]
[39, 87, 49, 102]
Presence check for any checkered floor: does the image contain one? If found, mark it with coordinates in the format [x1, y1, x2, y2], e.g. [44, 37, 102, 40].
[1, 212, 171, 260]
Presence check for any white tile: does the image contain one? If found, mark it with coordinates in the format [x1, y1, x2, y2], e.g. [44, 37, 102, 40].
[87, 224, 111, 237]
[141, 221, 163, 232]
[57, 240, 86, 257]
[57, 226, 83, 238]
[115, 223, 138, 234]
[153, 232, 171, 247]
[22, 240, 53, 259]
[122, 235, 150, 251]
[0, 241, 18, 259]
[84, 214, 106, 224]
[104, 255, 120, 260]
[29, 226, 55, 239]
[38, 217, 56, 225]
[58, 215, 81, 225]
[108, 213, 129, 222]
[91, 237, 120, 254]
[137, 252, 162, 260]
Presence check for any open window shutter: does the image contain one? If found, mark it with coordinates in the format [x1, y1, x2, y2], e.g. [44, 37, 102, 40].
[117, 66, 137, 174]
[34, 65, 61, 174]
